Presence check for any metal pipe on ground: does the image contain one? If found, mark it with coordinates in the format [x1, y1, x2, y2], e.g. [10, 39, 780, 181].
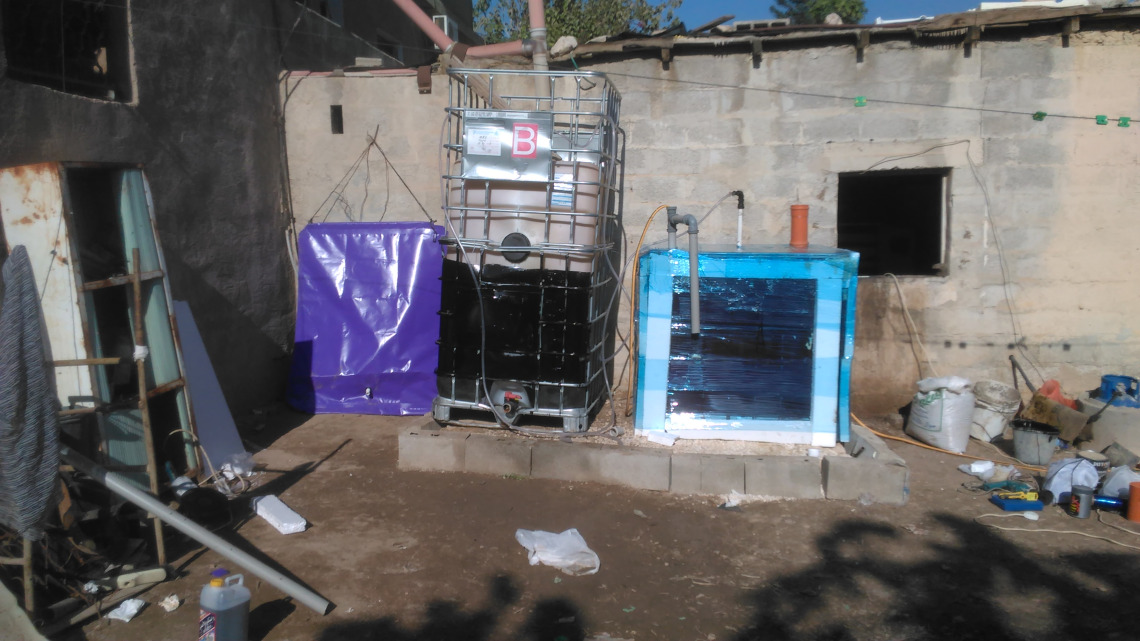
[59, 447, 333, 615]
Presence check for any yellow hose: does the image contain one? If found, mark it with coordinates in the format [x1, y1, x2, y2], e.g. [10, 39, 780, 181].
[623, 205, 669, 416]
[850, 412, 1045, 473]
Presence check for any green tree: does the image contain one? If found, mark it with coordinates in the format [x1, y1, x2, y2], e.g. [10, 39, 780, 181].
[771, 0, 867, 25]
[475, 0, 681, 45]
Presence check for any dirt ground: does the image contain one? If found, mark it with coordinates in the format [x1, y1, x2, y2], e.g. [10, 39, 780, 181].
[66, 409, 1140, 641]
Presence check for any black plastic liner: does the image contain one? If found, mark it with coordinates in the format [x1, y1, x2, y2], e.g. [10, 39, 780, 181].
[668, 276, 816, 421]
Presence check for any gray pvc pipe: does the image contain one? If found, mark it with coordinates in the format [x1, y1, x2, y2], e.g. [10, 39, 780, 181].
[59, 446, 333, 615]
[665, 207, 701, 335]
[687, 229, 700, 335]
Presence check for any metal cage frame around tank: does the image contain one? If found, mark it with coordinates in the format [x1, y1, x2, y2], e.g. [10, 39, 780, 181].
[434, 68, 625, 432]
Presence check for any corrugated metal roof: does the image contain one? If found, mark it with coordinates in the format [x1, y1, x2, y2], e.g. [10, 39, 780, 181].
[553, 5, 1140, 62]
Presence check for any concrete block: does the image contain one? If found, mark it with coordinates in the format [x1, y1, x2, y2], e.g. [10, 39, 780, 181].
[701, 455, 747, 495]
[680, 119, 743, 147]
[743, 457, 823, 499]
[464, 434, 532, 477]
[398, 428, 468, 472]
[845, 422, 906, 467]
[669, 454, 747, 495]
[669, 455, 702, 494]
[656, 90, 722, 118]
[823, 457, 909, 506]
[532, 441, 671, 491]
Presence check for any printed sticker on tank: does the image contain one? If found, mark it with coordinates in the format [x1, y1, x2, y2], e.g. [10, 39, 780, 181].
[467, 129, 501, 156]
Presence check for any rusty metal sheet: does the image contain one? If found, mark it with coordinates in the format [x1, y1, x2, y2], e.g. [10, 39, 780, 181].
[0, 163, 94, 407]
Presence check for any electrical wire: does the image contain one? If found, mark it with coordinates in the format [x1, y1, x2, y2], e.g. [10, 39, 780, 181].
[883, 272, 940, 380]
[962, 142, 1045, 383]
[975, 515, 1140, 552]
[595, 70, 1138, 125]
[1097, 510, 1140, 536]
[164, 429, 251, 495]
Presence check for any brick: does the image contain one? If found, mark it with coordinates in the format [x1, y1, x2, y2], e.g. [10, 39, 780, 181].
[464, 434, 532, 477]
[823, 457, 909, 505]
[397, 428, 468, 472]
[743, 456, 823, 499]
[532, 441, 670, 491]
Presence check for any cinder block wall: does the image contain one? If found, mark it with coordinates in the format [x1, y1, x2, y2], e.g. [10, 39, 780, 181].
[285, 27, 1140, 416]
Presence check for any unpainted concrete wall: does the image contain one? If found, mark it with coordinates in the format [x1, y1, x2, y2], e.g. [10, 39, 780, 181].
[283, 27, 1140, 416]
[0, 1, 379, 414]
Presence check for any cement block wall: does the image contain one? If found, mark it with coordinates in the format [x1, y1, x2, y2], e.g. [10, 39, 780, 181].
[0, 1, 379, 414]
[283, 25, 1140, 416]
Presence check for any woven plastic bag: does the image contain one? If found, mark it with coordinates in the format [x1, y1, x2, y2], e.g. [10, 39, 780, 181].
[906, 377, 975, 454]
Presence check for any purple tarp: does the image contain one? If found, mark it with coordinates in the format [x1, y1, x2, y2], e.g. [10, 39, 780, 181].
[287, 222, 444, 415]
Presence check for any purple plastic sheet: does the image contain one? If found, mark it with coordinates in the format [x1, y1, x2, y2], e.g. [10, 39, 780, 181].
[287, 223, 444, 415]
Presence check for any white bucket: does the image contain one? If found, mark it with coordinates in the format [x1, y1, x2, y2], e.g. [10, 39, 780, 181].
[970, 380, 1021, 442]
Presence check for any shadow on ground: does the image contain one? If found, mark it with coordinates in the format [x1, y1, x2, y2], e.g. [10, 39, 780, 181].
[731, 513, 1140, 641]
[315, 574, 586, 641]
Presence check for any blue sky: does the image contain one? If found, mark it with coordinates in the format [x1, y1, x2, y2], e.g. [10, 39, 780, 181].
[676, 1, 983, 26]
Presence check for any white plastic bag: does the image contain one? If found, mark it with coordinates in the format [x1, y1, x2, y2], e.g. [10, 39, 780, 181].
[907, 378, 975, 454]
[917, 376, 972, 394]
[106, 598, 146, 622]
[515, 528, 600, 576]
[1101, 466, 1140, 499]
[1043, 458, 1099, 500]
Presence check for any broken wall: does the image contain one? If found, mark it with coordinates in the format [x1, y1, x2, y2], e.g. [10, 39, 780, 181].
[0, 0, 381, 415]
[283, 25, 1140, 416]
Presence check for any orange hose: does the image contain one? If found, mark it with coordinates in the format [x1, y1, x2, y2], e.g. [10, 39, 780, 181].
[624, 205, 669, 416]
[850, 413, 1045, 473]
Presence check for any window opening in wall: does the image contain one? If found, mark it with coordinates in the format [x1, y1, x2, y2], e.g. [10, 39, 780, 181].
[330, 105, 344, 134]
[837, 169, 949, 277]
[1, 0, 133, 101]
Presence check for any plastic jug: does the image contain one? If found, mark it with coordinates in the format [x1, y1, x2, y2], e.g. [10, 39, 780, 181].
[199, 568, 250, 641]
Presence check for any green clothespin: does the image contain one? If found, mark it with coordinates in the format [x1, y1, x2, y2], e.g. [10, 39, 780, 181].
[1119, 117, 1131, 128]
[1096, 115, 1108, 125]
[854, 96, 867, 107]
[1032, 111, 1047, 121]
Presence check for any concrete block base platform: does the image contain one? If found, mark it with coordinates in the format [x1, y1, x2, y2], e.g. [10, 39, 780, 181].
[399, 421, 908, 505]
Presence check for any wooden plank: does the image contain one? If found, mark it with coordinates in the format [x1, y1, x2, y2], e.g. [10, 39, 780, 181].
[53, 358, 122, 366]
[919, 5, 1100, 31]
[22, 539, 32, 615]
[146, 378, 186, 399]
[79, 270, 163, 291]
[130, 248, 166, 567]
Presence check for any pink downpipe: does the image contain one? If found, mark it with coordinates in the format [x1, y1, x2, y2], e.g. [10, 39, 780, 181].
[390, 0, 543, 60]
[528, 0, 548, 70]
[391, 0, 454, 50]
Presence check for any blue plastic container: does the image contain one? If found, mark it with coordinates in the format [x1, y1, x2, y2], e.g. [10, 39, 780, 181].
[1097, 375, 1140, 408]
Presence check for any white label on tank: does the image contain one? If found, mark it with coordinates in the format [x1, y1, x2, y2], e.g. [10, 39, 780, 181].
[553, 172, 574, 191]
[468, 129, 501, 156]
[551, 192, 573, 208]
